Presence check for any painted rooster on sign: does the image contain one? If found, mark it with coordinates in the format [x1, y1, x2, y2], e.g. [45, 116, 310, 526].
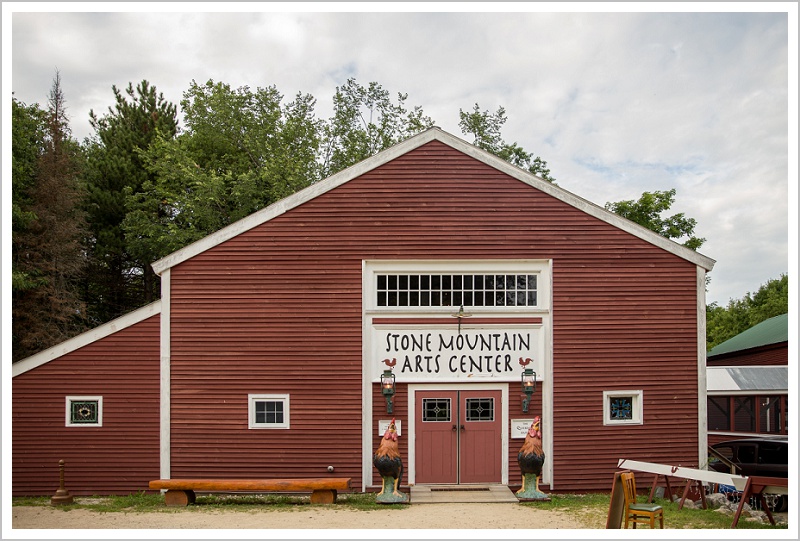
[372, 418, 409, 504]
[516, 415, 550, 500]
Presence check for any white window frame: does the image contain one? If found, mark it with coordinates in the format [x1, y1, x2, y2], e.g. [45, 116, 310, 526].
[248, 394, 290, 429]
[603, 390, 643, 426]
[65, 395, 103, 427]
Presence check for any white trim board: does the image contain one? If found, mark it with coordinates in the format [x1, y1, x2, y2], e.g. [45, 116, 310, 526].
[617, 458, 747, 486]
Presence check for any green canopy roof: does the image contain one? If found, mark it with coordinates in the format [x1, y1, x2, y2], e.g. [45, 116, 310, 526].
[708, 313, 788, 357]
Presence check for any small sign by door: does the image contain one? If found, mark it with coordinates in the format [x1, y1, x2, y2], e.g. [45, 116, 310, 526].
[378, 419, 401, 436]
[511, 418, 535, 439]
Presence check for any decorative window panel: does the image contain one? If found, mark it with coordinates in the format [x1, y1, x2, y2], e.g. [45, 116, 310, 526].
[602, 390, 643, 425]
[66, 396, 103, 427]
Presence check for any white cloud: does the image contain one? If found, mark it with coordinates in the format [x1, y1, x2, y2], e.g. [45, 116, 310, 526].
[5, 6, 794, 306]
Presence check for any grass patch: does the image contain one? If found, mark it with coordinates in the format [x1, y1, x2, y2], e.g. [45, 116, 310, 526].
[12, 491, 387, 513]
[13, 491, 789, 529]
[523, 493, 789, 530]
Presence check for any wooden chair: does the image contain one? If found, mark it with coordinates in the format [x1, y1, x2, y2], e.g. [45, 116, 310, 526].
[621, 471, 664, 528]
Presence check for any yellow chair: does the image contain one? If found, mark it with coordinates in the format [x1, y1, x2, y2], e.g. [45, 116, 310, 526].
[621, 471, 664, 529]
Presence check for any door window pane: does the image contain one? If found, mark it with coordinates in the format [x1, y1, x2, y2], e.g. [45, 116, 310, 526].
[465, 398, 494, 422]
[422, 398, 451, 422]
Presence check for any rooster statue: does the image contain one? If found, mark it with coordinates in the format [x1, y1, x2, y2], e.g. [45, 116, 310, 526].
[516, 415, 550, 501]
[373, 418, 409, 504]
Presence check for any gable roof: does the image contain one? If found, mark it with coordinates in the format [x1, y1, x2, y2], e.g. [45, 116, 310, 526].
[707, 313, 789, 357]
[151, 127, 715, 275]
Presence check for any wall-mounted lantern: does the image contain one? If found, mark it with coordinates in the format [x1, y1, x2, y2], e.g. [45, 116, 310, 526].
[381, 369, 396, 414]
[521, 368, 537, 413]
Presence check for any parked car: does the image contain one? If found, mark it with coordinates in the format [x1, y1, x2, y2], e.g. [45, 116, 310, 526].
[708, 437, 788, 512]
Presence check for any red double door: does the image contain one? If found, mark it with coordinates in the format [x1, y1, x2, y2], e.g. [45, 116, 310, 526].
[414, 389, 502, 484]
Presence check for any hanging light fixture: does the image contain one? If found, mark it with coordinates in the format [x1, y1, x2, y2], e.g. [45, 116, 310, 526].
[381, 369, 396, 413]
[521, 368, 537, 413]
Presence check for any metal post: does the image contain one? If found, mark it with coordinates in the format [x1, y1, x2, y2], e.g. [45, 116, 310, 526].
[50, 459, 74, 505]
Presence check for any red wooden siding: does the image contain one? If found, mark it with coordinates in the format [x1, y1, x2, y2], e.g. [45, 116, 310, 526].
[707, 343, 787, 366]
[551, 261, 699, 492]
[12, 314, 161, 496]
[168, 140, 701, 492]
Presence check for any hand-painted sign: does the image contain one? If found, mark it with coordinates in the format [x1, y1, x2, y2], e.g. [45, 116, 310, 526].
[372, 325, 544, 382]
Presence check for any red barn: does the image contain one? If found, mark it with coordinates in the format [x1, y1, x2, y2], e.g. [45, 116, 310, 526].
[12, 128, 715, 496]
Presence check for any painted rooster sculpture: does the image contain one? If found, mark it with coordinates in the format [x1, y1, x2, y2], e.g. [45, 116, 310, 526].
[516, 415, 550, 500]
[372, 418, 409, 503]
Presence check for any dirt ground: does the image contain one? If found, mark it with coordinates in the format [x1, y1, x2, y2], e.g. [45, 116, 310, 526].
[10, 502, 597, 535]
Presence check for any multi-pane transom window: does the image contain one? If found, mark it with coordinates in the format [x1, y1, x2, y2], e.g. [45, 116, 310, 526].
[377, 273, 538, 308]
[248, 394, 290, 429]
[66, 396, 102, 427]
[465, 398, 494, 422]
[422, 398, 451, 422]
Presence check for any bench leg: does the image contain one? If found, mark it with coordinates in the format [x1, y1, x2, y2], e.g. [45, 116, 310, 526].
[164, 489, 196, 507]
[310, 489, 337, 504]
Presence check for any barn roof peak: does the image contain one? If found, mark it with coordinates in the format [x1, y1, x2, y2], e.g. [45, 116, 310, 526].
[151, 127, 715, 274]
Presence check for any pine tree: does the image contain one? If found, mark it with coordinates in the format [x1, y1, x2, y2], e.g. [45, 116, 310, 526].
[12, 72, 88, 361]
[83, 80, 178, 323]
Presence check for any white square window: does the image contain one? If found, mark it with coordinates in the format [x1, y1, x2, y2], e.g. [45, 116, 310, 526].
[603, 390, 643, 426]
[248, 394, 290, 429]
[66, 396, 103, 427]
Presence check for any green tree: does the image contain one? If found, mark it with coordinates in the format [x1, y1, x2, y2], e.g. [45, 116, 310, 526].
[11, 96, 47, 293]
[12, 72, 88, 361]
[706, 274, 789, 349]
[604, 189, 705, 250]
[122, 79, 320, 263]
[179, 79, 321, 204]
[320, 78, 434, 178]
[83, 80, 178, 323]
[459, 103, 555, 182]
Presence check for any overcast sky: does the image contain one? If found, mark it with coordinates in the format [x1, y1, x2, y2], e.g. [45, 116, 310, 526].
[4, 3, 797, 309]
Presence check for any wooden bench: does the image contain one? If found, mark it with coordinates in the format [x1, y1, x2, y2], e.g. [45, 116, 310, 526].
[149, 478, 352, 506]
